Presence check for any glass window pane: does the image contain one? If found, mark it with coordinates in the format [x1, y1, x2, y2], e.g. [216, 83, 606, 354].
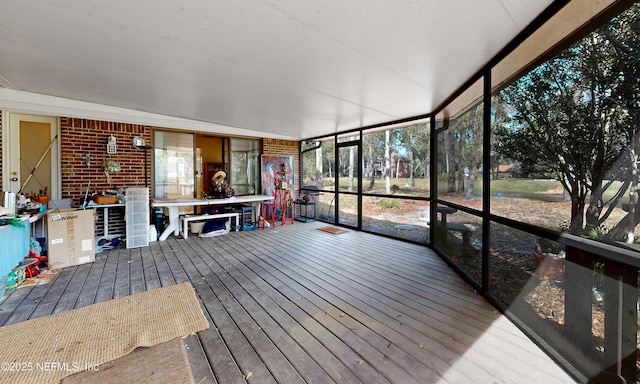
[433, 205, 482, 284]
[153, 131, 194, 200]
[301, 140, 322, 188]
[488, 221, 639, 382]
[337, 132, 359, 143]
[362, 195, 430, 244]
[338, 145, 358, 192]
[486, 6, 640, 381]
[230, 138, 259, 195]
[317, 191, 335, 222]
[488, 222, 561, 308]
[362, 121, 430, 197]
[490, 4, 640, 242]
[338, 193, 357, 227]
[301, 137, 335, 191]
[436, 101, 484, 211]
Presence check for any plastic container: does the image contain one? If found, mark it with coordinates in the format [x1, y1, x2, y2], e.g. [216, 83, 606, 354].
[5, 271, 16, 292]
[148, 225, 157, 242]
[190, 222, 205, 234]
[0, 275, 7, 300]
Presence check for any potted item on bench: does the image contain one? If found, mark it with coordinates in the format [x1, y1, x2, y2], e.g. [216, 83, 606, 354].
[190, 221, 205, 234]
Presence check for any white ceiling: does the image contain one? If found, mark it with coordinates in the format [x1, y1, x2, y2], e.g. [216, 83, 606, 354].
[0, 0, 557, 140]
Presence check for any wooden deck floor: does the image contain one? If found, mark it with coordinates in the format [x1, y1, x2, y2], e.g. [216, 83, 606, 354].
[0, 221, 576, 383]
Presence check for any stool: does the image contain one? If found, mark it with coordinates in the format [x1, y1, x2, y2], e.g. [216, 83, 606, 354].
[259, 201, 276, 229]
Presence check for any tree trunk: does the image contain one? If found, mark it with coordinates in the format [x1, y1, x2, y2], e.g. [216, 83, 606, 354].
[385, 130, 391, 194]
[424, 155, 430, 182]
[348, 146, 354, 192]
[465, 165, 477, 201]
[609, 200, 640, 240]
[445, 131, 456, 193]
[570, 196, 586, 233]
[447, 166, 456, 193]
[410, 151, 415, 187]
[367, 141, 375, 189]
[585, 175, 605, 230]
[316, 147, 323, 188]
[457, 166, 465, 195]
[457, 129, 466, 195]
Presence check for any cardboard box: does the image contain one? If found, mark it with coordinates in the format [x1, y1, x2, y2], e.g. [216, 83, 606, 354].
[47, 209, 96, 269]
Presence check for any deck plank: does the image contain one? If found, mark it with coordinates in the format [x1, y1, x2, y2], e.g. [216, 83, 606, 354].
[128, 248, 146, 294]
[51, 263, 91, 314]
[219, 232, 452, 384]
[74, 251, 108, 308]
[168, 238, 281, 384]
[182, 237, 340, 384]
[25, 267, 75, 320]
[148, 241, 176, 287]
[140, 243, 162, 291]
[113, 246, 131, 298]
[204, 234, 398, 383]
[0, 221, 577, 384]
[94, 247, 120, 303]
[272, 238, 518, 383]
[183, 334, 217, 384]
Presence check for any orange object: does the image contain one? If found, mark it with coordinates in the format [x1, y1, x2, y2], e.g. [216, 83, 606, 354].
[33, 195, 49, 207]
[94, 195, 119, 204]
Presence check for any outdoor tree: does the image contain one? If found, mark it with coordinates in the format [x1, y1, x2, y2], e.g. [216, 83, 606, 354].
[439, 106, 483, 200]
[494, 4, 640, 237]
[397, 123, 430, 187]
[385, 130, 391, 194]
[363, 131, 386, 189]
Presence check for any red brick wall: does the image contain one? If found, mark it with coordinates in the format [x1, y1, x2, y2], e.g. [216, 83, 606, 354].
[60, 118, 153, 236]
[0, 116, 299, 237]
[262, 138, 300, 193]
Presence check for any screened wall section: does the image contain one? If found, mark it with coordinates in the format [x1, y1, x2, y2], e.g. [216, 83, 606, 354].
[301, 3, 640, 382]
[434, 3, 640, 383]
[302, 120, 431, 244]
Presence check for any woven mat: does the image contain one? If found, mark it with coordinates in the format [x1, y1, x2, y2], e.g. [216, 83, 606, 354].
[61, 339, 193, 384]
[317, 226, 347, 235]
[0, 282, 208, 384]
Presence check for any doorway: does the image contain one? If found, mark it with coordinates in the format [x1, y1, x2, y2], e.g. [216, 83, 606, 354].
[3, 113, 60, 199]
[336, 139, 361, 228]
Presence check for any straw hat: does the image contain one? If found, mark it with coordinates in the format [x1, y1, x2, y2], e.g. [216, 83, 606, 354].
[212, 170, 226, 181]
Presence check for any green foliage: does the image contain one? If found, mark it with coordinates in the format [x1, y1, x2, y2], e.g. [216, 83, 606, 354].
[493, 4, 640, 233]
[379, 200, 401, 210]
[583, 225, 615, 242]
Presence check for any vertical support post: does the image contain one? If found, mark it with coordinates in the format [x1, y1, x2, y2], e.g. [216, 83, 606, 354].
[564, 246, 595, 356]
[602, 260, 637, 383]
[481, 70, 491, 293]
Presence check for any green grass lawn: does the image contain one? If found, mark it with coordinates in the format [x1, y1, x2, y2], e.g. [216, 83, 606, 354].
[338, 176, 562, 196]
[334, 175, 632, 205]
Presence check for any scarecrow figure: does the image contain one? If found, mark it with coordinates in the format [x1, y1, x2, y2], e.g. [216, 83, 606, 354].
[209, 170, 234, 198]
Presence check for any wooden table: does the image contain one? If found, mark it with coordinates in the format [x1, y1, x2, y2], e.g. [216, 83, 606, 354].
[151, 195, 274, 241]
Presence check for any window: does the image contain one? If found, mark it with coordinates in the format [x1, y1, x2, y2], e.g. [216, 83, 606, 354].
[153, 131, 194, 200]
[230, 138, 260, 195]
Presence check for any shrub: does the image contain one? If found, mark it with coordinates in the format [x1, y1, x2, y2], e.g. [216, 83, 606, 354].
[379, 200, 401, 210]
